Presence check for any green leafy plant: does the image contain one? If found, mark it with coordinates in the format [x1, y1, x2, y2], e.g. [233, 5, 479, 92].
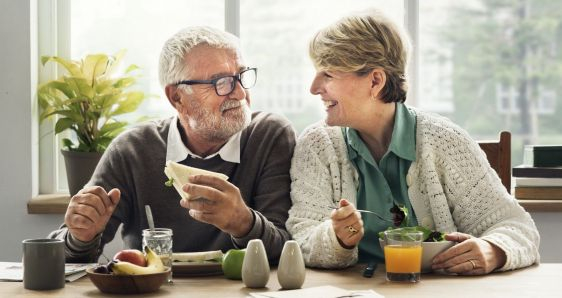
[38, 50, 145, 152]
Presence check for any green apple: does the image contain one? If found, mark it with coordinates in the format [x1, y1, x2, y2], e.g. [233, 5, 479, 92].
[222, 249, 245, 280]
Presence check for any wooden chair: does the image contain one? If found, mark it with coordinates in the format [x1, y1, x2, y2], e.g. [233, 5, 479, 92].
[477, 131, 511, 193]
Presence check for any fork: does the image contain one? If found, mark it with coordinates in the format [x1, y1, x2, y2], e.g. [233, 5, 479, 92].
[328, 206, 393, 223]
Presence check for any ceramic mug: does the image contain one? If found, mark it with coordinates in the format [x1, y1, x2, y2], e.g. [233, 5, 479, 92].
[22, 238, 65, 290]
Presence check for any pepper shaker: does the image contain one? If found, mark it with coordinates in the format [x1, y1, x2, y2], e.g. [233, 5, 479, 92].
[277, 240, 305, 289]
[242, 239, 270, 288]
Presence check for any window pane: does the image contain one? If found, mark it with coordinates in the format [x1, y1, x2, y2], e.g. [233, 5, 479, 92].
[71, 0, 223, 118]
[240, 0, 404, 133]
[61, 0, 224, 191]
[420, 0, 562, 166]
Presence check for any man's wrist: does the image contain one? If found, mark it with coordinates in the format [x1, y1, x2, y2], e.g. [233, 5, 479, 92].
[66, 230, 101, 253]
[232, 207, 255, 238]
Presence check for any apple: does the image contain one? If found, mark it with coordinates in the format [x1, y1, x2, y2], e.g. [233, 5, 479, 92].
[113, 249, 147, 267]
[222, 249, 245, 280]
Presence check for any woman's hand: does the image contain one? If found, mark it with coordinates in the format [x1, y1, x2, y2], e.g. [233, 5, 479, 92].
[431, 232, 507, 275]
[331, 199, 364, 249]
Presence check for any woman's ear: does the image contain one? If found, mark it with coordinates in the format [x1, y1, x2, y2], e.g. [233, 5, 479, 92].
[370, 69, 386, 99]
[165, 85, 182, 108]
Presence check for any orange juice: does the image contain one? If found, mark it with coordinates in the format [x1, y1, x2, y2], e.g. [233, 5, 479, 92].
[384, 245, 422, 273]
[383, 229, 423, 282]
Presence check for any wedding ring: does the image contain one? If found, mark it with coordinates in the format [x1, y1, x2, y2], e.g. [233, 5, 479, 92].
[346, 225, 358, 235]
[468, 259, 477, 270]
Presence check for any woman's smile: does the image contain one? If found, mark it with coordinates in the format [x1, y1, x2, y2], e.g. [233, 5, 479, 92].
[323, 99, 339, 111]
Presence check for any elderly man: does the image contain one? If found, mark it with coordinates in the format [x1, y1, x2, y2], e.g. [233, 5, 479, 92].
[49, 26, 295, 263]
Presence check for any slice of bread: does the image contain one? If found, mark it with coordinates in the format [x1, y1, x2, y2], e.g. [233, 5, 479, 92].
[164, 160, 229, 200]
[172, 250, 224, 263]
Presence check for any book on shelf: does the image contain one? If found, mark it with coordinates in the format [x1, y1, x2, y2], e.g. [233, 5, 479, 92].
[512, 165, 562, 178]
[514, 186, 562, 200]
[515, 177, 562, 187]
[523, 145, 562, 167]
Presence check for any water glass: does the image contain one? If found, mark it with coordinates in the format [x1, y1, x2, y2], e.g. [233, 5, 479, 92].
[142, 228, 173, 283]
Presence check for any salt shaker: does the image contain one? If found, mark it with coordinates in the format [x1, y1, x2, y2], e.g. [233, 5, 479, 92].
[242, 239, 270, 288]
[277, 240, 305, 289]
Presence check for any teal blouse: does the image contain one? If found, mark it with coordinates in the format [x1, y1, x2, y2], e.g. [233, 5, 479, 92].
[343, 103, 418, 263]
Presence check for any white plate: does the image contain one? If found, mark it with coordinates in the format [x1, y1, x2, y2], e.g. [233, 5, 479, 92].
[172, 261, 223, 277]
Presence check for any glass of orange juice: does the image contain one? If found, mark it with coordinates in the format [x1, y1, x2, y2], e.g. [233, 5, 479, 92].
[383, 229, 423, 282]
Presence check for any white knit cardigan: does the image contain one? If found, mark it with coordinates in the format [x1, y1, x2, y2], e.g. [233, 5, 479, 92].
[287, 109, 540, 270]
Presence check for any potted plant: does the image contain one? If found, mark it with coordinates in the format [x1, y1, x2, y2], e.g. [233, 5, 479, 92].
[38, 50, 145, 195]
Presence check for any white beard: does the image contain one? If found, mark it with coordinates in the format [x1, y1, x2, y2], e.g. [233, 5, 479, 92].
[186, 99, 251, 143]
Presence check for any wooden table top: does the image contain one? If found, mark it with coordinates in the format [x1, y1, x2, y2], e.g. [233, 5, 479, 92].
[4, 263, 559, 297]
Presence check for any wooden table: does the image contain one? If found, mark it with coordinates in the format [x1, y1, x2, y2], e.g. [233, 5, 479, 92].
[3, 264, 559, 297]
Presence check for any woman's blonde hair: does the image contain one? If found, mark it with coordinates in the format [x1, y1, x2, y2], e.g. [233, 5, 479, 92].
[309, 9, 410, 103]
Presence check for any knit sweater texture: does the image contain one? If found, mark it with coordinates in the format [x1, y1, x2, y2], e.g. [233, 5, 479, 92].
[287, 109, 540, 270]
[49, 111, 296, 263]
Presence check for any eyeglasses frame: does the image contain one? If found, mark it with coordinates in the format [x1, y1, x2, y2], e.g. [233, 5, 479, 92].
[175, 67, 257, 96]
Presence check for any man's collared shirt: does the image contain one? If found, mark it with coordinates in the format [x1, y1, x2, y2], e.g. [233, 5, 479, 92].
[166, 115, 241, 163]
[344, 102, 418, 264]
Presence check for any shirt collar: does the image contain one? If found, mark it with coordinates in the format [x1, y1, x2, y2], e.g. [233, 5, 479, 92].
[166, 115, 241, 163]
[345, 102, 416, 163]
[388, 102, 416, 161]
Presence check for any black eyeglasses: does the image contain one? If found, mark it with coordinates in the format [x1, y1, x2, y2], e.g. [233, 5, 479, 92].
[175, 67, 257, 96]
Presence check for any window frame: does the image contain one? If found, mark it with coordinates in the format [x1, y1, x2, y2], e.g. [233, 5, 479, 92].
[36, 0, 417, 195]
[38, 0, 71, 195]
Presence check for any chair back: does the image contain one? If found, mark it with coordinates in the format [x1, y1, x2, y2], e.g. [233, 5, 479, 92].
[477, 131, 511, 193]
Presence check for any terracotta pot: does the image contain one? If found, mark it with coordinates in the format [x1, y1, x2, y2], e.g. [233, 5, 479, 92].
[61, 150, 103, 196]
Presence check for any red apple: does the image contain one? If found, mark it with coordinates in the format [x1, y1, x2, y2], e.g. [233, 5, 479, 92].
[113, 249, 147, 267]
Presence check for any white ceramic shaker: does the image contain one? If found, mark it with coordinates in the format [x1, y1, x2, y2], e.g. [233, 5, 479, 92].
[277, 240, 306, 289]
[242, 239, 270, 288]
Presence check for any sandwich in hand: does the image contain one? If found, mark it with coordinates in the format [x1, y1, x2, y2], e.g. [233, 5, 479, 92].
[164, 160, 229, 200]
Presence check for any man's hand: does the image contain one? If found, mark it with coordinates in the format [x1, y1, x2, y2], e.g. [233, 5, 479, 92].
[331, 199, 364, 249]
[431, 232, 507, 275]
[180, 175, 253, 238]
[64, 186, 121, 242]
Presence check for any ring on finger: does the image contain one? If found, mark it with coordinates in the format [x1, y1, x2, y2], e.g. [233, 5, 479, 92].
[468, 259, 477, 270]
[346, 225, 358, 235]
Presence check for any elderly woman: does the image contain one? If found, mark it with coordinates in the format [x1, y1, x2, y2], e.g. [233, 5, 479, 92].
[287, 10, 540, 275]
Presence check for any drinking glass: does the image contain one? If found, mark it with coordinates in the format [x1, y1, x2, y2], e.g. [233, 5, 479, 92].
[142, 228, 173, 283]
[383, 229, 423, 282]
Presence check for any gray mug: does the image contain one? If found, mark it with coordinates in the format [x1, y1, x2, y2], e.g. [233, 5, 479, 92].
[22, 238, 65, 290]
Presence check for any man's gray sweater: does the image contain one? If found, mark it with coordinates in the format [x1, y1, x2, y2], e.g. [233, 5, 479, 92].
[49, 111, 296, 263]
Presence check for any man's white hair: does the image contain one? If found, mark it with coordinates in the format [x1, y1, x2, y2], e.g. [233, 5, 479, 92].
[158, 26, 241, 88]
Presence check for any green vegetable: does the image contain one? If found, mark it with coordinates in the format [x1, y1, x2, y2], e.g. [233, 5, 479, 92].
[398, 204, 409, 227]
[378, 226, 445, 242]
[164, 177, 174, 187]
[380, 204, 446, 242]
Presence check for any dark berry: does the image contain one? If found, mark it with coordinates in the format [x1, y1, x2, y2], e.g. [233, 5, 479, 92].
[93, 264, 110, 274]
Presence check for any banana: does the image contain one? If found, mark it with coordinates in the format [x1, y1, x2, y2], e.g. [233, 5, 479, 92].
[110, 246, 166, 275]
[145, 246, 166, 270]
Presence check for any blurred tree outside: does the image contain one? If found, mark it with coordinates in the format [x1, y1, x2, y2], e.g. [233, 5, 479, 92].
[433, 0, 562, 165]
